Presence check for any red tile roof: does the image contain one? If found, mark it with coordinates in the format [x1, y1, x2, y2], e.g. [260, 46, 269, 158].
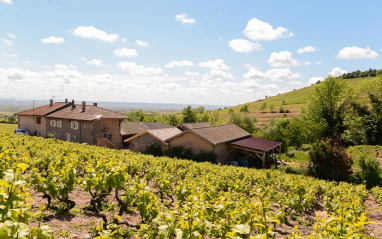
[15, 102, 71, 116]
[230, 136, 282, 152]
[121, 121, 174, 136]
[125, 128, 182, 144]
[46, 105, 128, 121]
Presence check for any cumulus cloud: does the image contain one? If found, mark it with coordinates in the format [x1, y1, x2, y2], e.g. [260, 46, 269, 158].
[198, 59, 229, 70]
[243, 18, 293, 41]
[207, 69, 234, 79]
[308, 77, 324, 84]
[184, 71, 200, 77]
[337, 46, 379, 59]
[72, 26, 119, 42]
[135, 40, 149, 47]
[244, 67, 301, 82]
[297, 46, 316, 54]
[164, 60, 194, 68]
[329, 67, 347, 77]
[117, 62, 163, 75]
[114, 48, 138, 57]
[3, 53, 19, 58]
[268, 51, 308, 67]
[41, 36, 65, 44]
[0, 0, 12, 4]
[228, 39, 262, 53]
[2, 39, 12, 46]
[81, 58, 103, 66]
[175, 13, 195, 24]
[6, 33, 16, 39]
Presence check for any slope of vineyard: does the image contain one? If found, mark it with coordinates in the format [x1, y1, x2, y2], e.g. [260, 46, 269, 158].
[0, 124, 380, 238]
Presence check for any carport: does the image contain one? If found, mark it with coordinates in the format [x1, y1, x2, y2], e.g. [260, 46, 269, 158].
[228, 137, 282, 168]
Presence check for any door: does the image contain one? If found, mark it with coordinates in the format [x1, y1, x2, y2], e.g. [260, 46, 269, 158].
[65, 133, 70, 141]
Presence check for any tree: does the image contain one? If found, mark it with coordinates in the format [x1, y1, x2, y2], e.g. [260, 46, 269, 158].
[269, 104, 275, 113]
[308, 139, 353, 182]
[229, 112, 257, 134]
[260, 103, 267, 113]
[7, 115, 16, 124]
[240, 105, 249, 113]
[307, 76, 352, 138]
[182, 105, 197, 123]
[195, 106, 205, 114]
[168, 114, 179, 126]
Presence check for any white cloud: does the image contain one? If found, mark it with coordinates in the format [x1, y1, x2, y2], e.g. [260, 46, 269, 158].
[329, 67, 347, 77]
[0, 0, 12, 4]
[244, 67, 301, 82]
[121, 38, 127, 44]
[135, 40, 149, 47]
[337, 46, 379, 59]
[289, 81, 302, 85]
[72, 26, 119, 43]
[6, 33, 16, 39]
[268, 51, 308, 67]
[265, 68, 301, 82]
[2, 39, 12, 46]
[184, 71, 200, 77]
[117, 62, 163, 75]
[41, 36, 65, 44]
[297, 46, 316, 54]
[3, 53, 19, 58]
[243, 18, 293, 41]
[81, 58, 103, 66]
[308, 77, 324, 84]
[228, 39, 262, 53]
[175, 13, 195, 24]
[243, 68, 266, 81]
[114, 48, 138, 57]
[207, 69, 234, 79]
[164, 60, 194, 68]
[198, 59, 229, 70]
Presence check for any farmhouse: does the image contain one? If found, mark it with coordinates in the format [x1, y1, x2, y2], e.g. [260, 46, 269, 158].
[15, 99, 128, 149]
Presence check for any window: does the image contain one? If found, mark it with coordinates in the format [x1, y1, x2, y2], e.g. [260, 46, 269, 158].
[50, 120, 56, 127]
[56, 133, 60, 139]
[71, 121, 78, 130]
[83, 124, 86, 129]
[57, 120, 62, 128]
[36, 117, 41, 124]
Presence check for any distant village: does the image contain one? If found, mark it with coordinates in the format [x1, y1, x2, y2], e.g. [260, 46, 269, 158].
[15, 99, 282, 168]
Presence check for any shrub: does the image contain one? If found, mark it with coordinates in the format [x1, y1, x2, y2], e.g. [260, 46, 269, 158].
[308, 139, 353, 182]
[143, 143, 163, 157]
[354, 154, 382, 189]
[193, 151, 218, 164]
[165, 146, 193, 160]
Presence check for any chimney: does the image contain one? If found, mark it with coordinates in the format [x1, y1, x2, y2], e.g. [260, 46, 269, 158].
[81, 101, 86, 112]
[49, 99, 53, 107]
[65, 98, 68, 104]
[93, 102, 98, 107]
[71, 99, 75, 110]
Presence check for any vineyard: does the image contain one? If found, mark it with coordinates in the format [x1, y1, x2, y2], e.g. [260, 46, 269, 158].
[0, 124, 381, 238]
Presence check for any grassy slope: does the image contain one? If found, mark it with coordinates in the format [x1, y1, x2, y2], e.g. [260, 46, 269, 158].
[211, 76, 376, 125]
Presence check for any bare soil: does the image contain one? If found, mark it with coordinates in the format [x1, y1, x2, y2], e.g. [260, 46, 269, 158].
[252, 112, 300, 126]
[365, 193, 382, 238]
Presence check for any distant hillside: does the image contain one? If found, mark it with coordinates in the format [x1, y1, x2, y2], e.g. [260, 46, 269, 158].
[215, 76, 377, 126]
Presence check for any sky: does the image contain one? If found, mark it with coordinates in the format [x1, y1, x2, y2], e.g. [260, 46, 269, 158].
[1, 0, 382, 106]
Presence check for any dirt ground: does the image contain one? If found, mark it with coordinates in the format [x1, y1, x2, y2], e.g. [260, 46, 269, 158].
[27, 185, 382, 239]
[252, 112, 300, 126]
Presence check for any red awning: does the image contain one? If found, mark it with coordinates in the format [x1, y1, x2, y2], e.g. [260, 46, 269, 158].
[230, 136, 282, 152]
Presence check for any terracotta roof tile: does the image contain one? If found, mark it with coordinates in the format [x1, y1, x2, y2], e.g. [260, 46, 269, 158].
[15, 102, 71, 116]
[121, 122, 174, 136]
[178, 122, 211, 131]
[125, 127, 181, 144]
[47, 105, 128, 121]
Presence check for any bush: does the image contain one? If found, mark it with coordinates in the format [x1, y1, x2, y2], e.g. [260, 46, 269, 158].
[354, 154, 382, 189]
[165, 146, 193, 160]
[308, 139, 353, 182]
[143, 143, 163, 157]
[193, 151, 218, 164]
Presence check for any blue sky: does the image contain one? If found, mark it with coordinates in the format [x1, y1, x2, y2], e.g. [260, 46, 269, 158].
[1, 0, 382, 105]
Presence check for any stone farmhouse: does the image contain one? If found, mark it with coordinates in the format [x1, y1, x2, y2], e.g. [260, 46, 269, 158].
[15, 99, 128, 148]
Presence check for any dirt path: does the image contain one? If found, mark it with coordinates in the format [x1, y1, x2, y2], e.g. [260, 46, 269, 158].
[365, 193, 382, 238]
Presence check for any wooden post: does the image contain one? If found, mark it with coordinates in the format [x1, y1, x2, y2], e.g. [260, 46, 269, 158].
[262, 151, 266, 168]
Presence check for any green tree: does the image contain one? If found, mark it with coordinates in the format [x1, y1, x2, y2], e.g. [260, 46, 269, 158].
[7, 115, 16, 124]
[307, 76, 352, 138]
[195, 106, 206, 114]
[229, 112, 257, 134]
[269, 104, 275, 113]
[182, 105, 197, 123]
[168, 114, 179, 126]
[308, 139, 353, 182]
[240, 104, 249, 113]
[260, 103, 267, 113]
